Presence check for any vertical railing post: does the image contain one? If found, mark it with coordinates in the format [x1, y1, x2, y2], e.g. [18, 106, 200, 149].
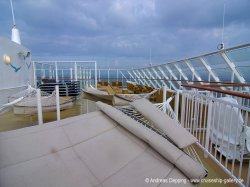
[55, 85, 60, 121]
[231, 71, 235, 83]
[52, 69, 55, 79]
[83, 68, 85, 88]
[42, 64, 45, 79]
[81, 67, 84, 89]
[36, 89, 43, 125]
[108, 69, 110, 84]
[205, 98, 213, 158]
[70, 68, 73, 82]
[49, 65, 52, 79]
[32, 61, 37, 88]
[116, 69, 118, 83]
[89, 69, 91, 86]
[231, 72, 235, 91]
[163, 86, 167, 103]
[55, 61, 58, 83]
[61, 69, 64, 81]
[86, 69, 89, 86]
[87, 69, 89, 87]
[95, 62, 97, 88]
[181, 92, 186, 128]
[79, 67, 82, 89]
[162, 86, 167, 113]
[174, 90, 180, 120]
[74, 62, 77, 81]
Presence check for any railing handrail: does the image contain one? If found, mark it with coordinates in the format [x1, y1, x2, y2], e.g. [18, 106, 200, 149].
[182, 84, 250, 99]
[33, 60, 97, 63]
[131, 42, 250, 70]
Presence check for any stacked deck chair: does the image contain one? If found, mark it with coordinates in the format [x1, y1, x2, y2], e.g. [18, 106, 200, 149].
[82, 85, 113, 101]
[112, 89, 157, 106]
[83, 85, 157, 106]
[0, 99, 207, 187]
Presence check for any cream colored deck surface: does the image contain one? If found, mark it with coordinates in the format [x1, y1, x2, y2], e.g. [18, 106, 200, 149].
[0, 111, 197, 187]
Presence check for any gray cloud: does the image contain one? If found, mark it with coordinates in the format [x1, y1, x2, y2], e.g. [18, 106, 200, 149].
[0, 0, 249, 68]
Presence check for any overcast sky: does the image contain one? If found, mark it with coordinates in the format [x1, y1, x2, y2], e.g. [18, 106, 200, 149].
[0, 0, 249, 68]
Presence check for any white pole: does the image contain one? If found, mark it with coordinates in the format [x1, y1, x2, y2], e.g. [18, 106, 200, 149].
[79, 67, 82, 89]
[83, 69, 86, 87]
[55, 62, 58, 83]
[205, 99, 213, 158]
[162, 86, 167, 103]
[82, 68, 84, 88]
[174, 90, 180, 120]
[74, 62, 77, 81]
[61, 69, 64, 81]
[55, 85, 60, 121]
[108, 69, 110, 84]
[95, 62, 97, 88]
[36, 89, 43, 125]
[162, 86, 167, 113]
[86, 69, 88, 86]
[70, 68, 73, 82]
[49, 65, 52, 79]
[43, 69, 45, 79]
[117, 69, 118, 83]
[10, 0, 16, 26]
[32, 61, 37, 88]
[10, 0, 21, 44]
[89, 69, 92, 86]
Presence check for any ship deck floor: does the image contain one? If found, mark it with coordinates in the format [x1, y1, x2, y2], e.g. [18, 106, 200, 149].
[0, 97, 247, 186]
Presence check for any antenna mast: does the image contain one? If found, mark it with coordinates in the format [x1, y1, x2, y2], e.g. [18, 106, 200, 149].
[10, 0, 21, 44]
[10, 0, 16, 26]
[221, 3, 226, 48]
[149, 48, 152, 66]
[217, 3, 226, 50]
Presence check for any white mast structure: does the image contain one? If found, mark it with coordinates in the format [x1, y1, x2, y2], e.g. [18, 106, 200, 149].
[218, 3, 226, 50]
[10, 0, 21, 44]
[221, 3, 226, 49]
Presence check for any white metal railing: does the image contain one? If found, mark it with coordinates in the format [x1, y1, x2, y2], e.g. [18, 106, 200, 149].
[33, 61, 98, 89]
[32, 43, 250, 92]
[181, 90, 250, 187]
[127, 43, 250, 90]
[34, 62, 130, 89]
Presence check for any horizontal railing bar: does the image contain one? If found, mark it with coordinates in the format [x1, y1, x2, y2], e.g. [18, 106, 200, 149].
[182, 84, 250, 99]
[34, 61, 97, 63]
[132, 43, 250, 71]
[36, 77, 250, 84]
[195, 83, 250, 87]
